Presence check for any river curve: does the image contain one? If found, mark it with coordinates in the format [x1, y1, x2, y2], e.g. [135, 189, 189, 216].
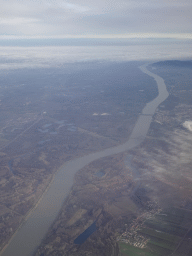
[0, 64, 169, 256]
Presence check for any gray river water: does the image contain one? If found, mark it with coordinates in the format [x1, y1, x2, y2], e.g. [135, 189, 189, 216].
[0, 64, 169, 256]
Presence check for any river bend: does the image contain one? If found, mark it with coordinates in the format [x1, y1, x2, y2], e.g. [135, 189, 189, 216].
[1, 64, 169, 256]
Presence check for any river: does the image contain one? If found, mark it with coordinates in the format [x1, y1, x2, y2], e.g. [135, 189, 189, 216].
[0, 63, 169, 256]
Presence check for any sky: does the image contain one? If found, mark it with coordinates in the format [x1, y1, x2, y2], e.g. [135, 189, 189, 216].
[0, 0, 192, 39]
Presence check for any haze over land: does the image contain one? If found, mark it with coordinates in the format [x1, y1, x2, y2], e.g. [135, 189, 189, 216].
[0, 0, 192, 255]
[0, 41, 192, 256]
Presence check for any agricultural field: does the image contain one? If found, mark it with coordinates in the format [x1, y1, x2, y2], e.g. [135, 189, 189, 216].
[119, 207, 192, 256]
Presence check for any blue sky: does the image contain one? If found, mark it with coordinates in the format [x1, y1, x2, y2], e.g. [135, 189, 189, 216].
[0, 0, 192, 39]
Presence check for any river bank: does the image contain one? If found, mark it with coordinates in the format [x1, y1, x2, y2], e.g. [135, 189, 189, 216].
[0, 63, 169, 256]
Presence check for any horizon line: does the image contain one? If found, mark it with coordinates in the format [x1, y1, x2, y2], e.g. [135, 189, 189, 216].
[0, 33, 192, 40]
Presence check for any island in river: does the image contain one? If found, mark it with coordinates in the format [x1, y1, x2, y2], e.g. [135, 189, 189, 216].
[0, 60, 192, 256]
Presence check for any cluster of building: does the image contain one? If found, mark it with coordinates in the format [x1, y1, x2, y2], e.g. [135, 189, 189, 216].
[117, 203, 161, 249]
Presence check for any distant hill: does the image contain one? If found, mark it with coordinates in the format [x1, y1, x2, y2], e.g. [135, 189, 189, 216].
[152, 60, 192, 68]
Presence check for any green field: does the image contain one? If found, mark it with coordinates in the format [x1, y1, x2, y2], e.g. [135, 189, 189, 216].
[119, 207, 192, 255]
[139, 227, 180, 244]
[119, 242, 159, 256]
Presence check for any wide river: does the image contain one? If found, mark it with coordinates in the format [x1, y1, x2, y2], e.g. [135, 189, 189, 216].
[1, 64, 169, 256]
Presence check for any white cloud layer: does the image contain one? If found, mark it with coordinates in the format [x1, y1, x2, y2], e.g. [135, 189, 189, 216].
[1, 40, 192, 70]
[0, 0, 192, 37]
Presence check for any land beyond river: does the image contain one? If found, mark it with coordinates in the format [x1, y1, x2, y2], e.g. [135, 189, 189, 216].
[0, 63, 170, 256]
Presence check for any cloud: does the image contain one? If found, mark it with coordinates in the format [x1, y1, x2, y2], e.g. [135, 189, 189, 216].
[0, 0, 192, 37]
[60, 2, 90, 12]
[0, 17, 39, 25]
